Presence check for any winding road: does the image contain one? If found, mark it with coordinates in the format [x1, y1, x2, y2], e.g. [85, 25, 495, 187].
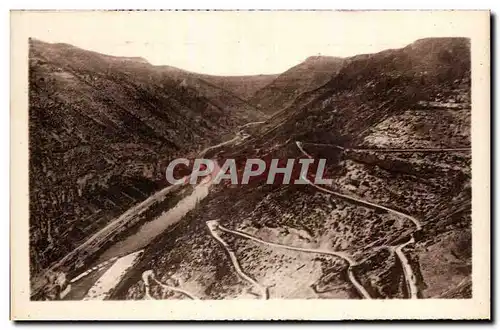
[394, 236, 419, 298]
[296, 141, 422, 299]
[296, 142, 422, 230]
[211, 221, 372, 299]
[54, 123, 440, 300]
[198, 136, 240, 158]
[238, 121, 266, 129]
[198, 120, 265, 158]
[142, 270, 199, 300]
[206, 221, 269, 299]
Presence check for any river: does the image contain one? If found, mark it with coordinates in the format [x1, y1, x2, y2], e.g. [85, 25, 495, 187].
[97, 177, 212, 263]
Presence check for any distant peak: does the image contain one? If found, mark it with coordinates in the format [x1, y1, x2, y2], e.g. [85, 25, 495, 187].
[303, 56, 345, 66]
[304, 55, 341, 62]
[412, 37, 470, 43]
[119, 57, 150, 64]
[409, 37, 471, 48]
[30, 38, 151, 65]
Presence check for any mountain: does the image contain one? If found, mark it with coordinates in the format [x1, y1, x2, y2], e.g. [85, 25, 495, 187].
[199, 74, 278, 100]
[30, 37, 472, 301]
[149, 65, 270, 119]
[257, 37, 471, 146]
[118, 38, 472, 300]
[28, 39, 265, 278]
[249, 56, 345, 114]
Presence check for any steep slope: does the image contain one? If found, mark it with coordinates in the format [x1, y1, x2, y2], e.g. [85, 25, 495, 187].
[28, 39, 263, 278]
[153, 65, 269, 121]
[249, 56, 345, 114]
[198, 74, 278, 100]
[120, 38, 471, 300]
[255, 38, 470, 145]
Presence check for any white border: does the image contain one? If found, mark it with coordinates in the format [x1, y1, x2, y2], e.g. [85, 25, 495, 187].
[8, 8, 491, 322]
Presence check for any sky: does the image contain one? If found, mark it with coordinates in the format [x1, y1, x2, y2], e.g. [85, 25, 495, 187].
[21, 11, 482, 76]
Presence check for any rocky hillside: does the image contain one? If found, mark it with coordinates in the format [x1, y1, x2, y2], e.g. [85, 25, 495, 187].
[120, 38, 472, 300]
[249, 56, 345, 114]
[28, 39, 264, 277]
[254, 37, 471, 147]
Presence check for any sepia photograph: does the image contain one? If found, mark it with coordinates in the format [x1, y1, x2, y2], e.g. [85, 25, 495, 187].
[10, 10, 490, 320]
